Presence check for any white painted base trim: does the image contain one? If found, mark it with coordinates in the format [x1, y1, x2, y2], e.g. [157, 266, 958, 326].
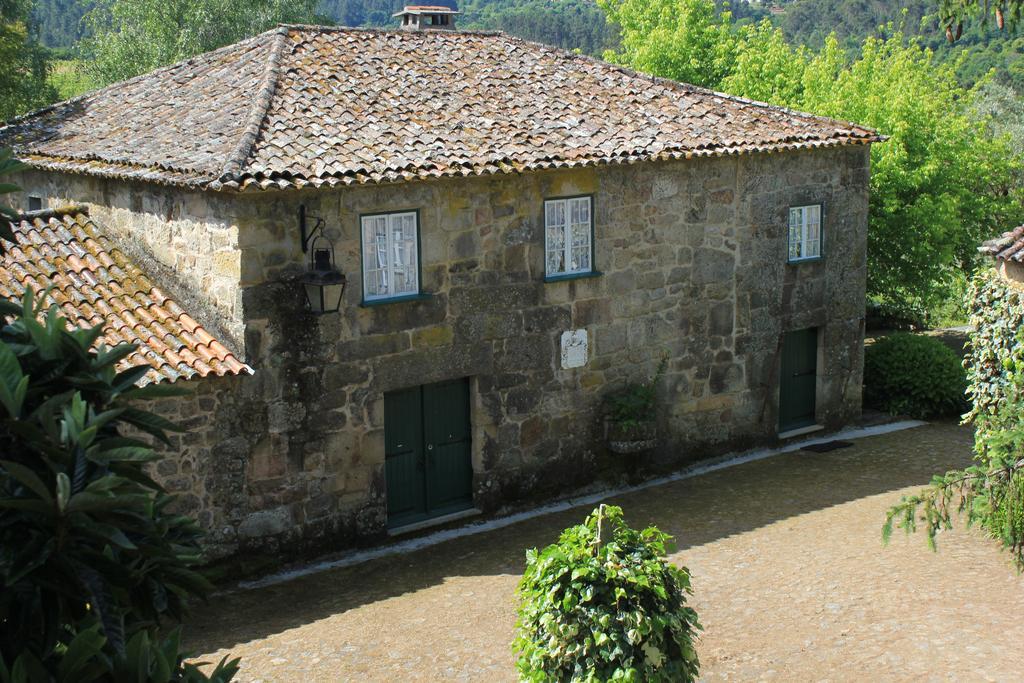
[778, 424, 825, 440]
[387, 508, 481, 537]
[236, 419, 928, 591]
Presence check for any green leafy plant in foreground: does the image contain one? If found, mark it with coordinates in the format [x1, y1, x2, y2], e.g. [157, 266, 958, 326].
[0, 289, 238, 681]
[514, 505, 700, 682]
[883, 385, 1024, 569]
[884, 271, 1024, 570]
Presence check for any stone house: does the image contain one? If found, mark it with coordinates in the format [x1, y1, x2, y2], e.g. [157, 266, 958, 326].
[0, 14, 879, 560]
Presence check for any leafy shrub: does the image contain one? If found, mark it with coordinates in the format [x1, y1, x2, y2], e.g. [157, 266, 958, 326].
[0, 291, 238, 681]
[604, 357, 668, 429]
[513, 505, 700, 682]
[863, 332, 968, 418]
[885, 270, 1024, 568]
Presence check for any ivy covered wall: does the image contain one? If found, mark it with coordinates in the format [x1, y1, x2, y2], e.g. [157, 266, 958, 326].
[965, 269, 1024, 429]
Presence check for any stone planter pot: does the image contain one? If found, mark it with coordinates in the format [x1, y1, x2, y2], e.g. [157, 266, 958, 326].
[606, 420, 658, 454]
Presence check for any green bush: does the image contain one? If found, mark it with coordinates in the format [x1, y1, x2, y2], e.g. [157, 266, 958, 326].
[604, 356, 668, 429]
[513, 505, 700, 682]
[864, 332, 968, 418]
[0, 290, 238, 681]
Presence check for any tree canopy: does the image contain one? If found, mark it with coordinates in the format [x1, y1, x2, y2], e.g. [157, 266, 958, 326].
[0, 0, 56, 120]
[83, 0, 322, 85]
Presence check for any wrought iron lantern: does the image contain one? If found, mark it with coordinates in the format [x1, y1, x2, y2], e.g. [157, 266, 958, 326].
[298, 205, 347, 314]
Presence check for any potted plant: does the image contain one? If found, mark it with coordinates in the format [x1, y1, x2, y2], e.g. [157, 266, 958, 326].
[604, 356, 667, 454]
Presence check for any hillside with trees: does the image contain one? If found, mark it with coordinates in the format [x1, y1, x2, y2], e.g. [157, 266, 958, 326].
[776, 0, 1024, 89]
[321, 0, 618, 53]
[32, 0, 90, 49]
[25, 0, 1024, 85]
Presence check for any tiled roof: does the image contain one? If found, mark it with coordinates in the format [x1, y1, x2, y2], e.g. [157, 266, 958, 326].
[0, 26, 881, 192]
[0, 207, 252, 383]
[981, 226, 1024, 263]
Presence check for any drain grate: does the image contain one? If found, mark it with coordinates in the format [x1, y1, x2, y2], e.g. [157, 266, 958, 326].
[801, 440, 854, 453]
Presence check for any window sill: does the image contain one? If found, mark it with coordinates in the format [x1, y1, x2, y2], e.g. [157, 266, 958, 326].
[544, 270, 602, 284]
[359, 293, 432, 307]
[787, 256, 823, 265]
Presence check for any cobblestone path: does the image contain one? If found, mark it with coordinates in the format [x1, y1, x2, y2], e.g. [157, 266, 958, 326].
[188, 423, 1024, 681]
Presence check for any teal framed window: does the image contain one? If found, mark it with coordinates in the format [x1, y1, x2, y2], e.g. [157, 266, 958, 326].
[544, 195, 594, 279]
[361, 210, 420, 303]
[788, 205, 822, 262]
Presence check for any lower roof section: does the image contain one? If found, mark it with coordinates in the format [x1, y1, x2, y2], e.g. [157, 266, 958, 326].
[0, 206, 252, 384]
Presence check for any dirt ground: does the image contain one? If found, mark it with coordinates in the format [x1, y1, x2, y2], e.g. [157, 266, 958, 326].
[187, 422, 1024, 682]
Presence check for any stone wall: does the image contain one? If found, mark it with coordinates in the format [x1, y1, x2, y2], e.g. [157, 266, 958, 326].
[16, 145, 871, 560]
[10, 171, 246, 346]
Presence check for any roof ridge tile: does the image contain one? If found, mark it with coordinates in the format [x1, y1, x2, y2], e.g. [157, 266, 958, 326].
[219, 26, 290, 181]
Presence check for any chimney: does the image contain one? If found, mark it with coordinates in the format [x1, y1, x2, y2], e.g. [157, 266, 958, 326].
[392, 5, 459, 31]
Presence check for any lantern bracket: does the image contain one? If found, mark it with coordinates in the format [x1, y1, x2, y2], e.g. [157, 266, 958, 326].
[299, 204, 326, 253]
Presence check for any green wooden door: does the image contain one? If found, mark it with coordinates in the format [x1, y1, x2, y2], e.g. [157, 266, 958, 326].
[779, 328, 818, 432]
[384, 386, 425, 525]
[384, 378, 473, 528]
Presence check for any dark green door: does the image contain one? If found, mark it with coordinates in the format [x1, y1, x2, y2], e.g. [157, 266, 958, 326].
[385, 378, 473, 528]
[779, 328, 818, 432]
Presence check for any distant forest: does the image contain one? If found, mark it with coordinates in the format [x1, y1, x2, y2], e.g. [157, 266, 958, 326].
[27, 0, 1024, 88]
[33, 0, 618, 54]
[33, 0, 91, 50]
[776, 0, 1024, 89]
[318, 0, 618, 53]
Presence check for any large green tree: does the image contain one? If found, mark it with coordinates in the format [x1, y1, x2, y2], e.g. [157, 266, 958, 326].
[0, 0, 56, 121]
[596, 0, 737, 88]
[83, 0, 323, 85]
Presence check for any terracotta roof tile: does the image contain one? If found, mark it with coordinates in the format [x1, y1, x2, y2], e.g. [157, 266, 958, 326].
[0, 26, 881, 192]
[1, 207, 252, 384]
[982, 226, 1024, 263]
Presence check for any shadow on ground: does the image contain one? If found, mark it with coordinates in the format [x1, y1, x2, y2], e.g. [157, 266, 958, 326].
[185, 421, 973, 655]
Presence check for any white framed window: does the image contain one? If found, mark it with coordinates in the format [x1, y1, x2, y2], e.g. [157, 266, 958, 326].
[545, 196, 593, 278]
[361, 211, 419, 302]
[788, 204, 822, 262]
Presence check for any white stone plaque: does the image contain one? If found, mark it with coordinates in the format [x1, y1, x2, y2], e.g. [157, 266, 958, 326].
[560, 329, 588, 369]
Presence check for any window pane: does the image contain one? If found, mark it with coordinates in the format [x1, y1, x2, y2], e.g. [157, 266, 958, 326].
[570, 222, 590, 271]
[547, 223, 566, 273]
[546, 201, 566, 229]
[362, 216, 389, 297]
[789, 205, 822, 261]
[375, 269, 388, 296]
[571, 246, 590, 272]
[570, 197, 588, 225]
[363, 213, 418, 300]
[546, 200, 567, 274]
[570, 222, 589, 247]
[805, 205, 821, 224]
[389, 213, 418, 295]
[547, 197, 593, 275]
[788, 213, 801, 260]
